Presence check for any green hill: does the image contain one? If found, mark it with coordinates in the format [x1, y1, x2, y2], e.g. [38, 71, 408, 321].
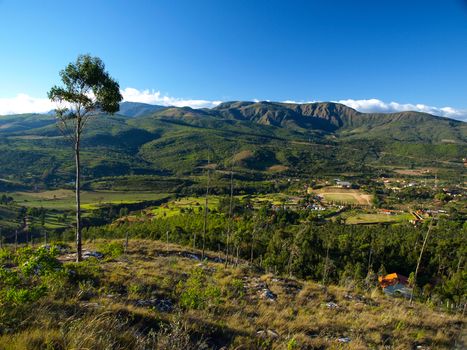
[0, 101, 465, 188]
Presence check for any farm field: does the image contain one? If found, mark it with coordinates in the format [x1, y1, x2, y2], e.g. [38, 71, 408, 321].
[151, 193, 302, 218]
[11, 190, 169, 210]
[342, 211, 413, 225]
[313, 187, 373, 205]
[152, 196, 221, 218]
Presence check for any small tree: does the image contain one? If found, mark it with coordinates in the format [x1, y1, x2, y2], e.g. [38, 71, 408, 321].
[48, 54, 122, 261]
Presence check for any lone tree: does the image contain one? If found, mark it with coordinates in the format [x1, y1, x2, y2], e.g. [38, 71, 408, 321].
[48, 54, 122, 261]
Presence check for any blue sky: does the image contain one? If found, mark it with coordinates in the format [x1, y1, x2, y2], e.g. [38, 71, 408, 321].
[0, 0, 466, 119]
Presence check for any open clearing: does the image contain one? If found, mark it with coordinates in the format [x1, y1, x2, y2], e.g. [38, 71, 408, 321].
[314, 187, 373, 205]
[344, 212, 412, 224]
[11, 190, 169, 210]
[394, 168, 434, 176]
[152, 196, 221, 217]
[266, 164, 289, 172]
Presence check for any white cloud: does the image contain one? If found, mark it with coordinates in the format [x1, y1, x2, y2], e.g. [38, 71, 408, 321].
[335, 98, 467, 121]
[0, 88, 223, 115]
[120, 87, 222, 109]
[282, 98, 467, 121]
[0, 94, 55, 115]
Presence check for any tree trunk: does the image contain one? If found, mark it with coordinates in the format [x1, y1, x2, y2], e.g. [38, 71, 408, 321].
[202, 165, 210, 260]
[225, 168, 234, 267]
[410, 217, 435, 304]
[75, 132, 82, 262]
[125, 231, 129, 254]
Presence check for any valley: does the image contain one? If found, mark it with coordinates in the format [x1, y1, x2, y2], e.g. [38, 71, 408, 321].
[0, 101, 465, 349]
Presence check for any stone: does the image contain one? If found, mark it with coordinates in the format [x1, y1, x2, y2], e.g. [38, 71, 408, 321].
[256, 329, 279, 338]
[337, 337, 351, 343]
[260, 288, 277, 301]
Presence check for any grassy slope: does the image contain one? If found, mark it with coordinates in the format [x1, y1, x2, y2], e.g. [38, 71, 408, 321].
[0, 103, 465, 188]
[11, 190, 169, 210]
[0, 239, 464, 349]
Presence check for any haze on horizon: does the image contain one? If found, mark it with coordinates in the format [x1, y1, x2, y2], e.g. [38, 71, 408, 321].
[0, 0, 466, 120]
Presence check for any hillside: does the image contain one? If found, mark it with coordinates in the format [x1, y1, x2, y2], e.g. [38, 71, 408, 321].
[0, 101, 465, 188]
[118, 101, 167, 118]
[0, 239, 464, 349]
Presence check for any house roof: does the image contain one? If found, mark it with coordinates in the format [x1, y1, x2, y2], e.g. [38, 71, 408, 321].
[378, 273, 409, 288]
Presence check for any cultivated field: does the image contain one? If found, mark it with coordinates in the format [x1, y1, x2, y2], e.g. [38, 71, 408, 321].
[152, 196, 221, 218]
[11, 190, 169, 210]
[343, 212, 412, 225]
[314, 187, 373, 205]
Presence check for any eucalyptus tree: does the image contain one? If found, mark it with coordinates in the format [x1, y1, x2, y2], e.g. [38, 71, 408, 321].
[48, 54, 122, 261]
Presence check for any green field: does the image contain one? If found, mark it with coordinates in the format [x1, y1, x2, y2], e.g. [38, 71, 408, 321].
[320, 193, 359, 204]
[11, 190, 169, 210]
[151, 193, 301, 218]
[152, 196, 221, 218]
[314, 187, 373, 205]
[343, 212, 412, 224]
[1, 190, 171, 230]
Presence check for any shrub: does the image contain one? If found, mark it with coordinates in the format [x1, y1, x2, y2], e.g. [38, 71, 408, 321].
[3, 286, 46, 305]
[225, 278, 244, 299]
[99, 241, 124, 259]
[177, 268, 221, 310]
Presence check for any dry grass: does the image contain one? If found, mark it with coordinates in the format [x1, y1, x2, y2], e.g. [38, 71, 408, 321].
[1, 239, 464, 349]
[232, 150, 254, 163]
[267, 165, 289, 172]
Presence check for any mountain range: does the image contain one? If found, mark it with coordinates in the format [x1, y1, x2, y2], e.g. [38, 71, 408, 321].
[0, 101, 465, 190]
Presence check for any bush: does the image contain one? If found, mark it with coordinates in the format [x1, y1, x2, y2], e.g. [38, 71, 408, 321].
[99, 241, 124, 259]
[0, 245, 63, 305]
[225, 278, 244, 299]
[4, 286, 47, 305]
[177, 268, 221, 310]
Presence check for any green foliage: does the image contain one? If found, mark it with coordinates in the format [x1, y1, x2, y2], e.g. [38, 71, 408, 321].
[1, 101, 464, 189]
[0, 246, 63, 305]
[225, 278, 245, 299]
[287, 337, 298, 350]
[48, 54, 123, 115]
[177, 267, 221, 310]
[87, 209, 466, 305]
[15, 246, 61, 276]
[0, 248, 12, 264]
[4, 285, 47, 304]
[98, 241, 124, 259]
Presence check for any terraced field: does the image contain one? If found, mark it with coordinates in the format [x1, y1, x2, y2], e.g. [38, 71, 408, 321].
[11, 190, 169, 210]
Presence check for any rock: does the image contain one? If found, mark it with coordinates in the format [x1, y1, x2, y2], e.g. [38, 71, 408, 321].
[185, 253, 200, 260]
[155, 298, 173, 312]
[83, 251, 104, 259]
[195, 263, 216, 273]
[256, 329, 279, 338]
[326, 302, 339, 309]
[135, 298, 157, 307]
[135, 298, 173, 312]
[260, 288, 277, 301]
[80, 302, 101, 308]
[337, 337, 351, 343]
